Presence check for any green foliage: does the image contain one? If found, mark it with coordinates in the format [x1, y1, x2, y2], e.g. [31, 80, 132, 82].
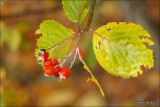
[62, 0, 90, 23]
[35, 20, 74, 59]
[93, 22, 154, 78]
[85, 40, 96, 68]
[35, 1, 155, 97]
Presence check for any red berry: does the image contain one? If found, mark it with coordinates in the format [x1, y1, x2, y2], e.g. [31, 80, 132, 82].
[52, 59, 58, 66]
[43, 51, 49, 61]
[44, 59, 53, 66]
[53, 66, 61, 77]
[59, 67, 70, 79]
[44, 65, 54, 76]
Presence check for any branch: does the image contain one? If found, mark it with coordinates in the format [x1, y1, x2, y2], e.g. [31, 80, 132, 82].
[60, 35, 80, 67]
[85, 0, 96, 30]
[69, 47, 77, 69]
[74, 47, 105, 97]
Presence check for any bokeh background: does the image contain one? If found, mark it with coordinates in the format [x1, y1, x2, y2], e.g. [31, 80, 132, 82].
[0, 0, 159, 106]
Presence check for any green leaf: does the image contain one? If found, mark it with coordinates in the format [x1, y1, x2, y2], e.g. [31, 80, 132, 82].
[85, 40, 96, 68]
[93, 22, 154, 78]
[35, 20, 74, 59]
[79, 8, 89, 24]
[62, 0, 89, 23]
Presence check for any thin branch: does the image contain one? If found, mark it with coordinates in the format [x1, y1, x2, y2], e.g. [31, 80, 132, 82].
[85, 0, 96, 31]
[60, 34, 80, 67]
[76, 47, 105, 97]
[69, 47, 78, 69]
[60, 49, 73, 67]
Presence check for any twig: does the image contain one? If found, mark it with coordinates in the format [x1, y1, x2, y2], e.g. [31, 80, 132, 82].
[69, 47, 78, 69]
[75, 47, 105, 97]
[60, 49, 73, 67]
[85, 0, 96, 31]
[60, 34, 80, 67]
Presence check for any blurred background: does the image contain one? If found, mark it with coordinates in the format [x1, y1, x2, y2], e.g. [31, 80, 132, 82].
[0, 0, 159, 106]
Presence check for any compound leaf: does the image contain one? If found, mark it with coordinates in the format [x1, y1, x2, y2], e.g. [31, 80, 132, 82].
[62, 0, 90, 23]
[35, 20, 74, 59]
[93, 22, 154, 78]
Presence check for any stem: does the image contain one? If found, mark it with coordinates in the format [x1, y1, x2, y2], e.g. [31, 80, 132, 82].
[85, 0, 96, 31]
[60, 50, 73, 67]
[69, 48, 77, 69]
[75, 47, 105, 97]
[60, 34, 81, 67]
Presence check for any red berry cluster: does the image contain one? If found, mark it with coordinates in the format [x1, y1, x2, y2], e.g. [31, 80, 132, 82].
[38, 49, 70, 80]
